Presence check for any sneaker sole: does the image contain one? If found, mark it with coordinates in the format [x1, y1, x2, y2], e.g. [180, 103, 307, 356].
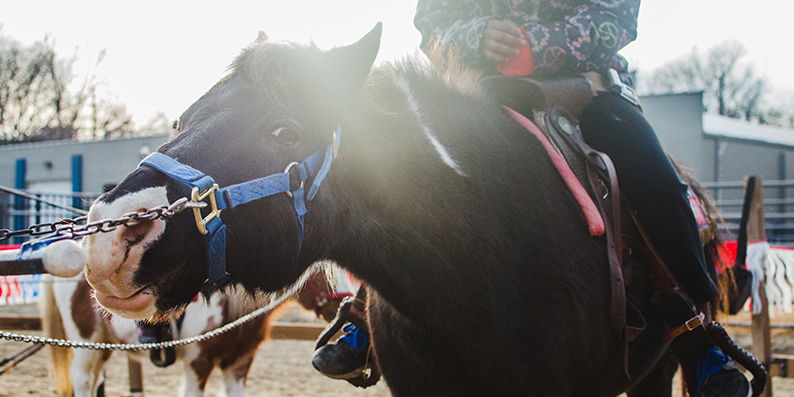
[317, 367, 365, 380]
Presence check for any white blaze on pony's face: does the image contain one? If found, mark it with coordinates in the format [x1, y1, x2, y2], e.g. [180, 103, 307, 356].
[84, 186, 168, 319]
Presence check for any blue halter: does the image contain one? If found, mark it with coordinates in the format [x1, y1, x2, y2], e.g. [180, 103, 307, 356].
[138, 127, 340, 291]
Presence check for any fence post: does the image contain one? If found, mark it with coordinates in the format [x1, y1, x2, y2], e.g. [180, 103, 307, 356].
[127, 357, 143, 396]
[13, 158, 26, 245]
[70, 154, 83, 210]
[747, 176, 773, 397]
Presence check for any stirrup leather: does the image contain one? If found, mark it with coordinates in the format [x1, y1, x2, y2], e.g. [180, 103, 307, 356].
[663, 312, 705, 341]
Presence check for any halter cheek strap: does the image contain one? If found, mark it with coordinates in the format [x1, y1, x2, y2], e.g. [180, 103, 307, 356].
[138, 127, 340, 292]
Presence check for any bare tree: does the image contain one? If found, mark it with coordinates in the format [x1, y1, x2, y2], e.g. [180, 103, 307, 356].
[0, 32, 134, 144]
[85, 89, 133, 140]
[641, 41, 787, 125]
[136, 111, 173, 137]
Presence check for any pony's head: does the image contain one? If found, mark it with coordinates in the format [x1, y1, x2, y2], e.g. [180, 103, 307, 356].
[83, 25, 381, 320]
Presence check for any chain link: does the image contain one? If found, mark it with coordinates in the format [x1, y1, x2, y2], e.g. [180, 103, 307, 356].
[0, 195, 317, 350]
[0, 304, 270, 351]
[0, 264, 320, 350]
[0, 198, 204, 243]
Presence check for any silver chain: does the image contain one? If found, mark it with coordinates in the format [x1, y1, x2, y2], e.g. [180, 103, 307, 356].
[0, 195, 296, 351]
[0, 192, 322, 350]
[0, 304, 270, 351]
[0, 265, 319, 351]
[0, 197, 205, 242]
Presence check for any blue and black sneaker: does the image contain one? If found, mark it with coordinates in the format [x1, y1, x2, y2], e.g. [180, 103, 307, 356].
[312, 322, 369, 379]
[697, 348, 751, 397]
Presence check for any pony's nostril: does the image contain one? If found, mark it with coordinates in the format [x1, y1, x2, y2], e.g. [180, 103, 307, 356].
[122, 217, 155, 246]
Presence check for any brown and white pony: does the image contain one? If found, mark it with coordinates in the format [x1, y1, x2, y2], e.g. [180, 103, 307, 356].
[40, 268, 344, 397]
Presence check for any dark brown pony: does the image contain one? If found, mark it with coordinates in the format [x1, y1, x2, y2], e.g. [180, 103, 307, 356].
[81, 25, 718, 396]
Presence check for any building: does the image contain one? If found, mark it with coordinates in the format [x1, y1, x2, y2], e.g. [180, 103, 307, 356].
[0, 134, 168, 236]
[643, 92, 794, 184]
[0, 134, 168, 196]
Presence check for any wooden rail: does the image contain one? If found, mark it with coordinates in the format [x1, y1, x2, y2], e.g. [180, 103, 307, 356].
[0, 316, 41, 331]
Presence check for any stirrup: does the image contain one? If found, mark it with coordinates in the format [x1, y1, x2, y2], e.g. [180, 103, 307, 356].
[316, 296, 354, 350]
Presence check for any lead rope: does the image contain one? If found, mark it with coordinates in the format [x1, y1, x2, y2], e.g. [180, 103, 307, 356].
[0, 264, 322, 351]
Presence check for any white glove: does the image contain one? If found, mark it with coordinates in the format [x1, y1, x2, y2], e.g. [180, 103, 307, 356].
[747, 241, 770, 315]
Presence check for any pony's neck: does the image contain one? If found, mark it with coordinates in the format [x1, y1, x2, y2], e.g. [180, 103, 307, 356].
[302, 66, 582, 326]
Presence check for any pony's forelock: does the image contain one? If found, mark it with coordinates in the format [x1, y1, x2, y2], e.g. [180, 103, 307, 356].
[229, 40, 322, 94]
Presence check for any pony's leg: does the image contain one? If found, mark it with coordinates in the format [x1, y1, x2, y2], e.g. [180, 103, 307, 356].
[70, 348, 111, 397]
[181, 347, 212, 397]
[627, 351, 677, 397]
[221, 356, 255, 397]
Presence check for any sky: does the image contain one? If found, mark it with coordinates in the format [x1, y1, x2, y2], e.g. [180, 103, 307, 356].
[1, 0, 792, 125]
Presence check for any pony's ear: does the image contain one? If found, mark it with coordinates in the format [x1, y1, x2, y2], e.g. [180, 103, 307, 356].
[256, 31, 268, 42]
[322, 22, 382, 96]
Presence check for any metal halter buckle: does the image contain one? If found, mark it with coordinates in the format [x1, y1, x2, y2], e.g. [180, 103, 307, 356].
[283, 162, 304, 198]
[190, 184, 222, 235]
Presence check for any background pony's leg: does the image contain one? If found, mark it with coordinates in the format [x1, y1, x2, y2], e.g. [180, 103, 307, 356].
[45, 275, 113, 397]
[40, 276, 73, 397]
[180, 344, 211, 397]
[70, 349, 110, 397]
[221, 355, 255, 397]
[626, 351, 677, 397]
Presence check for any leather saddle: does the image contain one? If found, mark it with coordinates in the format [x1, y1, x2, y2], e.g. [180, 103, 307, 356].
[480, 74, 594, 119]
[480, 75, 645, 367]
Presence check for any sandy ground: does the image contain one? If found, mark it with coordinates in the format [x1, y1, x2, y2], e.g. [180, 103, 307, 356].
[1, 303, 794, 396]
[0, 302, 390, 396]
[0, 337, 390, 396]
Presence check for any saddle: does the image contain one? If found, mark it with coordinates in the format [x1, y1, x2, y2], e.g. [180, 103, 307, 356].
[481, 73, 639, 344]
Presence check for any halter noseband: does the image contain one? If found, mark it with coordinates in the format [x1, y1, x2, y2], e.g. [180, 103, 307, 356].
[138, 127, 340, 292]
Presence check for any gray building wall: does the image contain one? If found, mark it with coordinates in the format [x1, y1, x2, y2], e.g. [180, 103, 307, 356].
[642, 92, 791, 184]
[715, 139, 787, 183]
[0, 134, 168, 193]
[642, 92, 714, 181]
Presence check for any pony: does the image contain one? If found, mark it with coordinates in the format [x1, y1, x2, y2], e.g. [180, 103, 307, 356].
[40, 268, 342, 397]
[80, 24, 723, 396]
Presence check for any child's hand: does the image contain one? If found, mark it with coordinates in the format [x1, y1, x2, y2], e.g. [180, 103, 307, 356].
[480, 19, 526, 63]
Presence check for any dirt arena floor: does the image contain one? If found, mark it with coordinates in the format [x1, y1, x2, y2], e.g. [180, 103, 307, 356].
[2, 302, 794, 396]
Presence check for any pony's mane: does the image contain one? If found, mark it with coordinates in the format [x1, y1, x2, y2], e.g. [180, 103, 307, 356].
[228, 39, 323, 100]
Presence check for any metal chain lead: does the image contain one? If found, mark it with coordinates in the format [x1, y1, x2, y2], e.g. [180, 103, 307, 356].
[0, 196, 223, 350]
[0, 196, 319, 350]
[0, 303, 269, 351]
[0, 264, 323, 350]
[0, 198, 205, 242]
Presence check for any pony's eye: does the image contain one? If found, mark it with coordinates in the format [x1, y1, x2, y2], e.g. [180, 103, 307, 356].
[271, 127, 300, 145]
